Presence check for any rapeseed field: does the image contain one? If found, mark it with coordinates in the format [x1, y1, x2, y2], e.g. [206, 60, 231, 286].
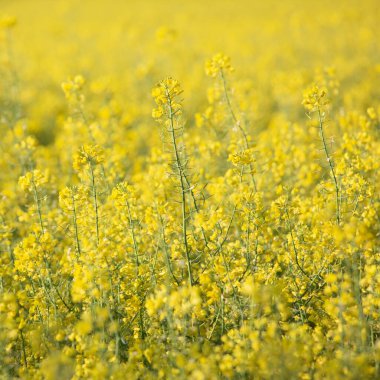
[1, 0, 380, 378]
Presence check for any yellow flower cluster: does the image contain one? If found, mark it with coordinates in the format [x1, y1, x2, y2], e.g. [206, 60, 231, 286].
[302, 84, 330, 113]
[72, 144, 105, 172]
[205, 53, 234, 77]
[18, 169, 48, 193]
[0, 1, 380, 379]
[152, 77, 183, 121]
[229, 148, 255, 167]
[59, 185, 88, 212]
[61, 75, 86, 101]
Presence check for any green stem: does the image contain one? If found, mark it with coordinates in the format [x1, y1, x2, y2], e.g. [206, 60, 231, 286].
[220, 70, 257, 192]
[285, 208, 311, 280]
[89, 163, 100, 245]
[71, 191, 81, 257]
[20, 329, 28, 368]
[126, 200, 145, 339]
[157, 211, 180, 285]
[317, 108, 340, 225]
[32, 179, 44, 234]
[166, 89, 193, 287]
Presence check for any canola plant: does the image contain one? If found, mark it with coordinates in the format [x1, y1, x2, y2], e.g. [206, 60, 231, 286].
[1, 0, 380, 379]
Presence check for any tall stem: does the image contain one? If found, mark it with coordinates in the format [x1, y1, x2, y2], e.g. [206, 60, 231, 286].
[71, 192, 81, 257]
[89, 163, 100, 245]
[126, 200, 145, 339]
[166, 90, 193, 287]
[32, 179, 44, 234]
[317, 108, 340, 225]
[220, 70, 257, 192]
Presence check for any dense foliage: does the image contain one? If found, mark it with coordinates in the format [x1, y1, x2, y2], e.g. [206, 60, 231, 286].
[1, 1, 380, 378]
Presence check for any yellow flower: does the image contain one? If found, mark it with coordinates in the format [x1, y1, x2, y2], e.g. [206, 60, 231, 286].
[59, 185, 88, 212]
[229, 148, 255, 166]
[61, 75, 85, 100]
[205, 53, 234, 77]
[152, 107, 163, 119]
[302, 84, 330, 112]
[152, 77, 183, 121]
[18, 170, 49, 193]
[73, 144, 104, 172]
